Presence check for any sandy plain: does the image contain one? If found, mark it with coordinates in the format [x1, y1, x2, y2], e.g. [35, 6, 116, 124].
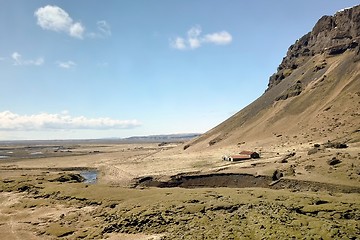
[0, 140, 359, 239]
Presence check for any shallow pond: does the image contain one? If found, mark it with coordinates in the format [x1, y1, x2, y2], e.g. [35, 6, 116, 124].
[80, 170, 98, 184]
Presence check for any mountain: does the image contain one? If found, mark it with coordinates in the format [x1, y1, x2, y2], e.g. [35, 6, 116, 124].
[185, 5, 360, 151]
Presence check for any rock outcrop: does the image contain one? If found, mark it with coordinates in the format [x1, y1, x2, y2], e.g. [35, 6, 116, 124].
[267, 5, 360, 90]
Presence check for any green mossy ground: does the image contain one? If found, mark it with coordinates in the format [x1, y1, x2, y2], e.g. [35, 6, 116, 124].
[1, 173, 359, 239]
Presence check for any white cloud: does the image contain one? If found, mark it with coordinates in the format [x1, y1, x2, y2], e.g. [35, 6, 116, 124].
[170, 37, 187, 50]
[188, 26, 202, 49]
[69, 22, 85, 39]
[187, 25, 202, 38]
[188, 38, 201, 49]
[11, 52, 22, 65]
[11, 52, 44, 66]
[35, 6, 112, 40]
[57, 60, 76, 69]
[0, 111, 141, 131]
[203, 31, 232, 45]
[34, 5, 85, 39]
[170, 25, 233, 50]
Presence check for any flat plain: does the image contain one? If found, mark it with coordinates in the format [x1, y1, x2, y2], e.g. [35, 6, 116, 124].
[0, 140, 359, 239]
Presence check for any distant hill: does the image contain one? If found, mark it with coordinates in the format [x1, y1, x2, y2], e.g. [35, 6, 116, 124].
[123, 133, 201, 143]
[185, 5, 360, 151]
[0, 133, 201, 145]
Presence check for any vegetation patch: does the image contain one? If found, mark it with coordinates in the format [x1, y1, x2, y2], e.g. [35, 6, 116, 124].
[0, 173, 359, 239]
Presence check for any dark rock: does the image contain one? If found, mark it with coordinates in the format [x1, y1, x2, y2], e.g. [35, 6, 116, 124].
[313, 62, 327, 72]
[50, 173, 85, 183]
[327, 44, 349, 55]
[267, 5, 360, 90]
[324, 142, 348, 149]
[209, 136, 223, 146]
[280, 152, 296, 163]
[275, 81, 302, 101]
[57, 230, 75, 238]
[323, 106, 332, 111]
[291, 64, 298, 69]
[327, 157, 341, 165]
[3, 179, 14, 183]
[336, 143, 348, 149]
[17, 184, 32, 192]
[158, 142, 168, 147]
[314, 199, 329, 205]
[108, 203, 117, 209]
[272, 170, 283, 181]
[137, 176, 153, 183]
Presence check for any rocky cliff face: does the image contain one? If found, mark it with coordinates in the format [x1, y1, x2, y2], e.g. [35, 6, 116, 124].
[267, 5, 360, 90]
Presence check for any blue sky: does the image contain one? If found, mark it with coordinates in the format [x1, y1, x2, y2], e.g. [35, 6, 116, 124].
[0, 1, 358, 140]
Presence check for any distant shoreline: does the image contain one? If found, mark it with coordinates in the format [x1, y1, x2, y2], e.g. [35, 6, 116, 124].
[0, 133, 201, 146]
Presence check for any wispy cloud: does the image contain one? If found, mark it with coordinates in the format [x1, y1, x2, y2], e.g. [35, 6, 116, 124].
[11, 52, 44, 66]
[170, 25, 232, 50]
[57, 60, 76, 69]
[0, 111, 141, 131]
[34, 5, 85, 39]
[97, 20, 112, 37]
[89, 20, 112, 38]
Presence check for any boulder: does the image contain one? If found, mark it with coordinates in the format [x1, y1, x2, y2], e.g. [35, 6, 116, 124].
[327, 157, 341, 165]
[272, 170, 283, 181]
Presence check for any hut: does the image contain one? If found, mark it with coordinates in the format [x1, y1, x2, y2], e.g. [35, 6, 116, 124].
[239, 151, 260, 159]
[222, 151, 260, 162]
[228, 155, 251, 161]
